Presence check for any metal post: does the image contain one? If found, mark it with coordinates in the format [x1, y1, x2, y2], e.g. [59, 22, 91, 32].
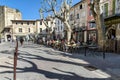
[84, 46, 87, 56]
[103, 51, 105, 59]
[14, 40, 18, 80]
[103, 44, 106, 59]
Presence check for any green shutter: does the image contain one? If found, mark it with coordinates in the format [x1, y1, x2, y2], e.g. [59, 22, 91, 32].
[112, 0, 116, 15]
[104, 3, 108, 17]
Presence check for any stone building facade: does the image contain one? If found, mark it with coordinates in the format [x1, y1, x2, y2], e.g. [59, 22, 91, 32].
[100, 0, 120, 52]
[86, 0, 97, 45]
[54, 16, 64, 40]
[11, 20, 36, 40]
[0, 6, 22, 41]
[69, 0, 88, 42]
[11, 19, 51, 41]
[100, 0, 120, 40]
[0, 6, 53, 42]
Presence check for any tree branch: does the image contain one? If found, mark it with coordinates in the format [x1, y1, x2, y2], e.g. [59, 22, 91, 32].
[52, 7, 65, 21]
[42, 19, 49, 28]
[89, 2, 97, 18]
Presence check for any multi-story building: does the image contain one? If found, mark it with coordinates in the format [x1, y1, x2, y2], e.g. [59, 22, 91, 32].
[86, 0, 120, 44]
[100, 0, 120, 40]
[45, 16, 56, 40]
[86, 0, 97, 44]
[11, 19, 51, 41]
[0, 6, 54, 42]
[11, 20, 36, 40]
[54, 17, 64, 40]
[0, 6, 22, 41]
[100, 0, 120, 52]
[69, 0, 88, 42]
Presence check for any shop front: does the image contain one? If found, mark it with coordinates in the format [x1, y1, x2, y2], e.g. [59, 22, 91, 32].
[104, 14, 120, 53]
[72, 27, 85, 43]
[87, 30, 97, 45]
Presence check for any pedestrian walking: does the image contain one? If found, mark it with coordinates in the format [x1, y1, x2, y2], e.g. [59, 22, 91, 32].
[20, 37, 24, 46]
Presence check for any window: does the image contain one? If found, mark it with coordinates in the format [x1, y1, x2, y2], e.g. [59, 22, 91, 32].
[79, 4, 82, 9]
[40, 21, 42, 25]
[89, 23, 96, 28]
[28, 28, 30, 32]
[19, 28, 22, 32]
[21, 22, 23, 25]
[60, 21, 62, 24]
[118, 24, 120, 29]
[46, 21, 48, 25]
[51, 22, 53, 24]
[90, 0, 93, 3]
[70, 14, 73, 21]
[89, 10, 92, 16]
[101, 6, 103, 11]
[16, 22, 18, 25]
[27, 22, 29, 25]
[58, 26, 59, 31]
[33, 22, 35, 25]
[118, 0, 120, 14]
[40, 28, 42, 32]
[82, 23, 85, 26]
[77, 14, 79, 19]
[61, 26, 62, 30]
[104, 3, 108, 17]
[58, 21, 60, 25]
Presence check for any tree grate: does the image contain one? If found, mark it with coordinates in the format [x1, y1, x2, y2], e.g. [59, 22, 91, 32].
[84, 65, 98, 71]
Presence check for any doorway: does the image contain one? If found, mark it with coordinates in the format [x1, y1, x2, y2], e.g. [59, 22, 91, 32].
[7, 35, 11, 41]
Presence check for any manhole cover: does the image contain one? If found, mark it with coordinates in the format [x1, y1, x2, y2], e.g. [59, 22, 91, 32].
[84, 65, 98, 71]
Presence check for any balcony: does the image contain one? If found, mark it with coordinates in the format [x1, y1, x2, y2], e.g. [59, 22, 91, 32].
[103, 8, 120, 25]
[73, 26, 87, 32]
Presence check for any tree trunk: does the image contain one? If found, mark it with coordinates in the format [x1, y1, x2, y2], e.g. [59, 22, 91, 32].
[64, 21, 72, 45]
[95, 15, 105, 50]
[90, 0, 105, 50]
[67, 31, 72, 45]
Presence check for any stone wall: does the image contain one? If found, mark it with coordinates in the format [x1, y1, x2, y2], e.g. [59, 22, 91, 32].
[0, 6, 5, 34]
[0, 6, 22, 40]
[4, 6, 22, 26]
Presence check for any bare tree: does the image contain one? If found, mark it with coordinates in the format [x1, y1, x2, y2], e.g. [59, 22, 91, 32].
[39, 8, 55, 39]
[89, 0, 105, 49]
[40, 0, 73, 44]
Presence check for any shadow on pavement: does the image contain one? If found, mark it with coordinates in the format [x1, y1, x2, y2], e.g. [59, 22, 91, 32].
[0, 57, 109, 80]
[0, 44, 114, 80]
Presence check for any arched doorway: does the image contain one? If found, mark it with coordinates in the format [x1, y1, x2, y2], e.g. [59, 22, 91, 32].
[105, 25, 117, 52]
[7, 35, 11, 41]
[107, 29, 116, 39]
[106, 25, 116, 40]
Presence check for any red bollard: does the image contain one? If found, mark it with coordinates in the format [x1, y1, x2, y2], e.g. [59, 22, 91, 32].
[13, 40, 18, 80]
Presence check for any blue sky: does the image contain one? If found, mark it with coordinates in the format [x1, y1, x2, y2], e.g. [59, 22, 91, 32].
[0, 0, 80, 20]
